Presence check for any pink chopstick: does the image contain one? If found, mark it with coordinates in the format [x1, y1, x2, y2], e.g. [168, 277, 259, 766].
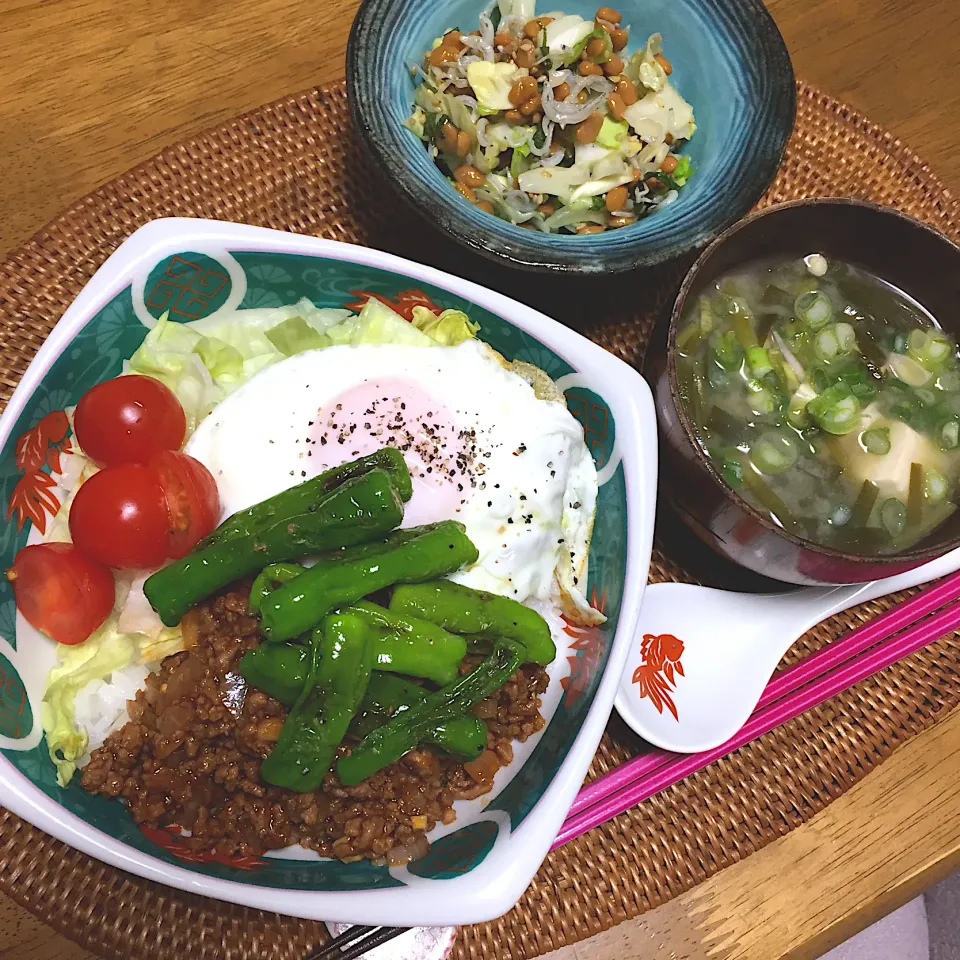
[566, 568, 960, 821]
[553, 593, 960, 849]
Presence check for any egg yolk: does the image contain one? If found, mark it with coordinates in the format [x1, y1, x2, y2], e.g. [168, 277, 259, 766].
[306, 377, 469, 526]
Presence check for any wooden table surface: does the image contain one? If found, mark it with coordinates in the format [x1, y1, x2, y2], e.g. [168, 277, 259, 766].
[1, 0, 959, 958]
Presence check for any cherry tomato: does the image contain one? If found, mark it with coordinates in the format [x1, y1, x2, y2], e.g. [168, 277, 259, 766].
[74, 374, 186, 467]
[152, 451, 221, 558]
[7, 543, 114, 645]
[69, 463, 170, 569]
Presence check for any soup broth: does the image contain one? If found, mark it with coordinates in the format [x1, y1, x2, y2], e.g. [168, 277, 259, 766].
[675, 255, 960, 555]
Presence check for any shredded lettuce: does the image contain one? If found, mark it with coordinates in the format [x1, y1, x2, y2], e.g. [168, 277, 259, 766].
[194, 336, 244, 382]
[128, 316, 224, 432]
[130, 296, 482, 435]
[411, 307, 480, 345]
[266, 316, 332, 357]
[41, 617, 137, 786]
[326, 298, 436, 347]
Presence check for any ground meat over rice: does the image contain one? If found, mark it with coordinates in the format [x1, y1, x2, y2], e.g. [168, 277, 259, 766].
[80, 588, 548, 864]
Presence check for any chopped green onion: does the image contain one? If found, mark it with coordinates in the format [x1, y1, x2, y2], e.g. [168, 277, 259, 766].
[744, 378, 779, 416]
[925, 468, 949, 503]
[710, 330, 743, 371]
[834, 322, 857, 354]
[814, 322, 857, 362]
[750, 431, 798, 475]
[787, 396, 810, 428]
[938, 418, 960, 450]
[880, 498, 907, 537]
[746, 346, 773, 378]
[907, 329, 926, 354]
[807, 382, 862, 435]
[908, 328, 954, 371]
[814, 327, 840, 361]
[795, 290, 833, 330]
[859, 426, 891, 455]
[892, 332, 908, 354]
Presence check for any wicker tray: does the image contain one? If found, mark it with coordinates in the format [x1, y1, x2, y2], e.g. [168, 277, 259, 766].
[0, 80, 958, 960]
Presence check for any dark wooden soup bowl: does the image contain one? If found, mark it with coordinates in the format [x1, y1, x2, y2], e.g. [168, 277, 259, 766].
[645, 198, 960, 585]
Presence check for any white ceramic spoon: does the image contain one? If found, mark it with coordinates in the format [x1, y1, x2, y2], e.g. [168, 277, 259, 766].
[614, 545, 960, 753]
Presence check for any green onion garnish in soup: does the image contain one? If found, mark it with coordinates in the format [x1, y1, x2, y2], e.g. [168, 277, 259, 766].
[675, 253, 960, 555]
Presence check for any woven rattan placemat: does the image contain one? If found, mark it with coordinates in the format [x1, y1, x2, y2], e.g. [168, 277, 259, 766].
[0, 81, 958, 960]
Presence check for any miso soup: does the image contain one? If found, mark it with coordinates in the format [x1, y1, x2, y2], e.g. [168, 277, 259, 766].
[674, 254, 960, 554]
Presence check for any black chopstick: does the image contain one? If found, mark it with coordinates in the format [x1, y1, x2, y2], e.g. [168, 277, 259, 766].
[306, 925, 407, 960]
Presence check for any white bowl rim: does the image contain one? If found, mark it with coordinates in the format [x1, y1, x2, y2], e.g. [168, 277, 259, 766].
[0, 218, 658, 926]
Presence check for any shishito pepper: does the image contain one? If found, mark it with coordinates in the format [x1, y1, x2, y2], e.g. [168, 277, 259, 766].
[389, 580, 556, 665]
[335, 640, 522, 786]
[248, 562, 305, 614]
[259, 521, 479, 643]
[239, 641, 309, 706]
[351, 675, 486, 762]
[351, 600, 466, 685]
[144, 469, 404, 626]
[260, 612, 374, 792]
[240, 598, 466, 688]
[238, 656, 486, 762]
[202, 448, 412, 548]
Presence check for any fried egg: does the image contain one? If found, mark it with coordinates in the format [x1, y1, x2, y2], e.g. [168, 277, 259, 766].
[185, 340, 599, 618]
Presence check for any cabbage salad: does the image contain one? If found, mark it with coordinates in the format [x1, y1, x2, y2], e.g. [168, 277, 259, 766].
[405, 0, 695, 234]
[40, 297, 479, 785]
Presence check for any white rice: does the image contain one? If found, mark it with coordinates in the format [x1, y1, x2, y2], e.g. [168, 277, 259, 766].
[74, 663, 152, 757]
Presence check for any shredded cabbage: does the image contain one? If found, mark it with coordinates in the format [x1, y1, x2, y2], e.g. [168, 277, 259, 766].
[623, 82, 696, 144]
[596, 117, 629, 150]
[545, 15, 596, 66]
[467, 61, 522, 112]
[497, 0, 535, 19]
[41, 616, 137, 786]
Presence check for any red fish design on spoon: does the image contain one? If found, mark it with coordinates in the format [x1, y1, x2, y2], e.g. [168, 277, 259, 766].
[632, 633, 685, 721]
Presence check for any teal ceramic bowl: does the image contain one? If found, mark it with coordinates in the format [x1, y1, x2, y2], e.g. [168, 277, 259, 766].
[0, 219, 656, 925]
[347, 0, 795, 274]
